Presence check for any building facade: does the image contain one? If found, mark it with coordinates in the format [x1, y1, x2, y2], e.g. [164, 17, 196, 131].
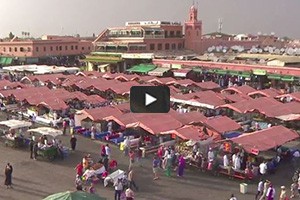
[93, 21, 185, 53]
[0, 35, 93, 58]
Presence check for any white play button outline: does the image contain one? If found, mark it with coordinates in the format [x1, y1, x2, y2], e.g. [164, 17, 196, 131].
[145, 93, 157, 106]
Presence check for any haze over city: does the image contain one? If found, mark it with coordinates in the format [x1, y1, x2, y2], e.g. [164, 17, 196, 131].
[0, 0, 299, 38]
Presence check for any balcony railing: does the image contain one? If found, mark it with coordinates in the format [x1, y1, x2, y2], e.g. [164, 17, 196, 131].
[144, 35, 165, 39]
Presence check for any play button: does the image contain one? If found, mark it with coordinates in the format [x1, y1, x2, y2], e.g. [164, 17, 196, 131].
[145, 93, 157, 106]
[130, 86, 170, 113]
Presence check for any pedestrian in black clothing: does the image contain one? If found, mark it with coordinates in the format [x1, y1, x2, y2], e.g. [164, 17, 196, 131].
[70, 135, 77, 151]
[4, 163, 13, 189]
[33, 143, 38, 160]
[29, 139, 34, 159]
[103, 156, 109, 171]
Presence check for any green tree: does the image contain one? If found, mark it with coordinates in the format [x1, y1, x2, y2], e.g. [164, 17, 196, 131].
[8, 32, 15, 39]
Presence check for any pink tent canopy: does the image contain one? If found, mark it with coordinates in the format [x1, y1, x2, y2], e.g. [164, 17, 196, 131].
[222, 85, 256, 95]
[230, 126, 299, 153]
[173, 125, 202, 140]
[203, 116, 241, 134]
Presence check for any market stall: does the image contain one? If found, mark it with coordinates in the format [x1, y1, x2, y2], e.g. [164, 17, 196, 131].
[0, 119, 32, 148]
[28, 127, 65, 161]
[214, 125, 299, 180]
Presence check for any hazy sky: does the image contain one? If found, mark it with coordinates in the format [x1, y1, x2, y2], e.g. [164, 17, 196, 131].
[0, 0, 299, 39]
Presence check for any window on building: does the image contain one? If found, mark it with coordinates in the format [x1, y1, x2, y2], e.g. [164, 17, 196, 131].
[81, 47, 85, 50]
[178, 43, 182, 49]
[27, 47, 31, 52]
[164, 31, 168, 38]
[56, 46, 58, 51]
[3, 47, 6, 52]
[197, 31, 199, 36]
[36, 47, 39, 52]
[65, 46, 68, 50]
[165, 43, 170, 50]
[50, 46, 53, 51]
[44, 47, 46, 52]
[170, 31, 175, 37]
[59, 46, 62, 51]
[176, 31, 181, 37]
[20, 47, 24, 52]
[15, 47, 17, 52]
[75, 45, 78, 50]
[171, 43, 176, 50]
[88, 47, 91, 50]
[150, 44, 155, 50]
[71, 45, 74, 50]
[158, 43, 162, 50]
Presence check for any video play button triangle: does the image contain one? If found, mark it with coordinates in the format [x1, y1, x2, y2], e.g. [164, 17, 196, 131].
[145, 93, 157, 106]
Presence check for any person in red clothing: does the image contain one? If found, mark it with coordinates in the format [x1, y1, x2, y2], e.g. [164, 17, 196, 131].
[62, 120, 67, 135]
[75, 162, 83, 177]
[101, 145, 106, 158]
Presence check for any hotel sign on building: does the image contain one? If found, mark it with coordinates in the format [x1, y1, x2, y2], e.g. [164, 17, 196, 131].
[121, 53, 153, 59]
[126, 21, 162, 26]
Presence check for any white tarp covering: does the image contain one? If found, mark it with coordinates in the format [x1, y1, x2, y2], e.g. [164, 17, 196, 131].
[0, 119, 32, 129]
[28, 127, 63, 138]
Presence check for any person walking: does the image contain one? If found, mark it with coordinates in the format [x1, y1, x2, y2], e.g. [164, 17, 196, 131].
[266, 184, 275, 200]
[164, 155, 172, 177]
[123, 137, 130, 156]
[259, 161, 268, 178]
[62, 120, 67, 135]
[177, 155, 186, 177]
[290, 181, 298, 198]
[279, 186, 288, 200]
[255, 179, 264, 200]
[4, 163, 13, 189]
[75, 162, 83, 177]
[152, 156, 160, 180]
[101, 145, 106, 158]
[29, 137, 35, 159]
[70, 135, 77, 151]
[69, 118, 75, 135]
[114, 178, 123, 200]
[128, 169, 139, 191]
[125, 187, 134, 200]
[91, 124, 96, 140]
[105, 144, 111, 159]
[103, 155, 109, 171]
[259, 180, 271, 200]
[129, 150, 135, 170]
[33, 142, 38, 160]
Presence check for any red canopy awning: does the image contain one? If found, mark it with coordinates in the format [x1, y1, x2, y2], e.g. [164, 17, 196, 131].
[230, 125, 299, 153]
[203, 116, 241, 134]
[173, 125, 202, 140]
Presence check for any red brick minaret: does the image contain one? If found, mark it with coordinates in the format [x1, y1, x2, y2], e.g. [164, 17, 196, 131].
[184, 5, 203, 52]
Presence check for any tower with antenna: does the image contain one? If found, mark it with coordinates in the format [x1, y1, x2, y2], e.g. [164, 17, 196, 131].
[218, 18, 223, 33]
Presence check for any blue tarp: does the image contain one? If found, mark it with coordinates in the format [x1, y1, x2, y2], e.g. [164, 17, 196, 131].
[223, 131, 242, 139]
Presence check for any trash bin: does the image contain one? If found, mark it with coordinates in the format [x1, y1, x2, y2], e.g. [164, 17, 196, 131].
[240, 183, 248, 194]
[140, 147, 146, 158]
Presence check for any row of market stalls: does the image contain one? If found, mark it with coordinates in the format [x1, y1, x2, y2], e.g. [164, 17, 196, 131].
[2, 70, 300, 131]
[74, 102, 243, 143]
[0, 119, 66, 161]
[0, 69, 299, 180]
